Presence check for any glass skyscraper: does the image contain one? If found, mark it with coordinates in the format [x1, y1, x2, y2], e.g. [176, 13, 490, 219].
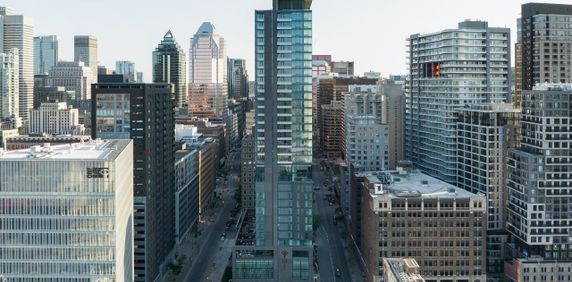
[153, 31, 186, 109]
[33, 35, 59, 75]
[234, 1, 314, 281]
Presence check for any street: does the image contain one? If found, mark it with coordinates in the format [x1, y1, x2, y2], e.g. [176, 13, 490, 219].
[313, 160, 359, 282]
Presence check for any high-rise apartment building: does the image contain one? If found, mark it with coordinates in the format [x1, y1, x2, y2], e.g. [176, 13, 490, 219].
[33, 35, 59, 75]
[0, 49, 18, 121]
[29, 102, 84, 135]
[74, 35, 98, 83]
[153, 31, 186, 108]
[406, 20, 511, 184]
[507, 84, 572, 261]
[457, 103, 519, 275]
[233, 1, 314, 281]
[116, 60, 136, 82]
[0, 7, 33, 121]
[359, 170, 487, 282]
[48, 61, 93, 103]
[381, 79, 405, 170]
[519, 3, 572, 95]
[240, 133, 255, 208]
[312, 55, 332, 153]
[0, 140, 134, 281]
[92, 83, 175, 282]
[189, 22, 227, 118]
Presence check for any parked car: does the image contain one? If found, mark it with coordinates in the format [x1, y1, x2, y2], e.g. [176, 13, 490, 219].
[335, 268, 341, 277]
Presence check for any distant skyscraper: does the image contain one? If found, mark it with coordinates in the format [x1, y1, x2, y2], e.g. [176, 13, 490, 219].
[153, 30, 186, 108]
[406, 20, 511, 184]
[227, 58, 249, 99]
[233, 1, 314, 281]
[0, 7, 33, 121]
[33, 35, 59, 75]
[0, 49, 19, 121]
[519, 3, 572, 95]
[0, 140, 134, 282]
[137, 72, 144, 83]
[92, 83, 175, 282]
[507, 84, 572, 262]
[189, 22, 227, 118]
[331, 61, 354, 75]
[116, 60, 136, 82]
[48, 61, 93, 103]
[74, 35, 98, 83]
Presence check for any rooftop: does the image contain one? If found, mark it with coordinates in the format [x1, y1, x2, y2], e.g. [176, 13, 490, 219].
[357, 169, 476, 199]
[0, 139, 130, 161]
[384, 258, 425, 282]
[532, 83, 572, 91]
[236, 209, 256, 246]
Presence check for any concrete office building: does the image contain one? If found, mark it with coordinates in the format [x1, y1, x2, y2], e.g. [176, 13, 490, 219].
[358, 170, 487, 282]
[518, 3, 572, 103]
[184, 137, 217, 217]
[48, 61, 93, 103]
[312, 55, 332, 153]
[228, 58, 249, 99]
[0, 140, 134, 281]
[233, 1, 314, 281]
[33, 35, 59, 75]
[507, 84, 572, 262]
[174, 145, 200, 246]
[331, 61, 354, 75]
[0, 49, 19, 121]
[380, 79, 405, 170]
[344, 86, 388, 172]
[74, 35, 98, 83]
[383, 258, 425, 282]
[176, 116, 226, 163]
[116, 60, 136, 82]
[240, 133, 255, 208]
[457, 103, 519, 275]
[189, 22, 228, 119]
[0, 7, 33, 121]
[29, 102, 84, 135]
[0, 128, 18, 148]
[153, 31, 186, 108]
[321, 100, 344, 159]
[92, 83, 175, 282]
[406, 20, 511, 184]
[317, 75, 378, 158]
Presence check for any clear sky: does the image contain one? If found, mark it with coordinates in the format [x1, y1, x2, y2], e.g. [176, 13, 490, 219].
[4, 0, 572, 81]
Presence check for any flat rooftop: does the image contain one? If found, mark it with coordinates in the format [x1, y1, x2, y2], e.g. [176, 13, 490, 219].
[385, 258, 425, 282]
[358, 169, 476, 199]
[0, 139, 130, 161]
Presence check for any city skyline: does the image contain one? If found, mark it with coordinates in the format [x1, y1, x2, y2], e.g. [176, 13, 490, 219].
[4, 0, 572, 82]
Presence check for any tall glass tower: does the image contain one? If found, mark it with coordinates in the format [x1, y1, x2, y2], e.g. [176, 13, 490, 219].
[153, 31, 186, 108]
[251, 0, 314, 280]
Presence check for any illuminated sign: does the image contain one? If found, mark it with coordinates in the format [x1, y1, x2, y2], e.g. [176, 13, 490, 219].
[87, 168, 110, 179]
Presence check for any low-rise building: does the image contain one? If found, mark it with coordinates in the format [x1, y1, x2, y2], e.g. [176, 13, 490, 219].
[504, 258, 572, 282]
[383, 258, 425, 282]
[5, 133, 91, 150]
[359, 169, 487, 282]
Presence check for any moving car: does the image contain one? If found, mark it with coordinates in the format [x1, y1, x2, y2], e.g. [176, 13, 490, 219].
[335, 268, 341, 277]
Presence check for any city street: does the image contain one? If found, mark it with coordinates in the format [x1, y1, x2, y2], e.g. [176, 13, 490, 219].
[173, 158, 240, 282]
[313, 160, 360, 282]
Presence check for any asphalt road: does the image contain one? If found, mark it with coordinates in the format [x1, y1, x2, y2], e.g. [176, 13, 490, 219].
[314, 161, 353, 282]
[179, 172, 238, 282]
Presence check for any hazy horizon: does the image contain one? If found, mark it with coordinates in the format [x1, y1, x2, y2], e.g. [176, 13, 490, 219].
[5, 0, 572, 81]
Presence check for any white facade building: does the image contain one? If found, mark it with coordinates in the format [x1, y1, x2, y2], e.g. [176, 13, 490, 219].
[29, 102, 84, 135]
[33, 35, 59, 75]
[0, 49, 19, 121]
[48, 61, 93, 103]
[0, 140, 134, 281]
[0, 7, 33, 121]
